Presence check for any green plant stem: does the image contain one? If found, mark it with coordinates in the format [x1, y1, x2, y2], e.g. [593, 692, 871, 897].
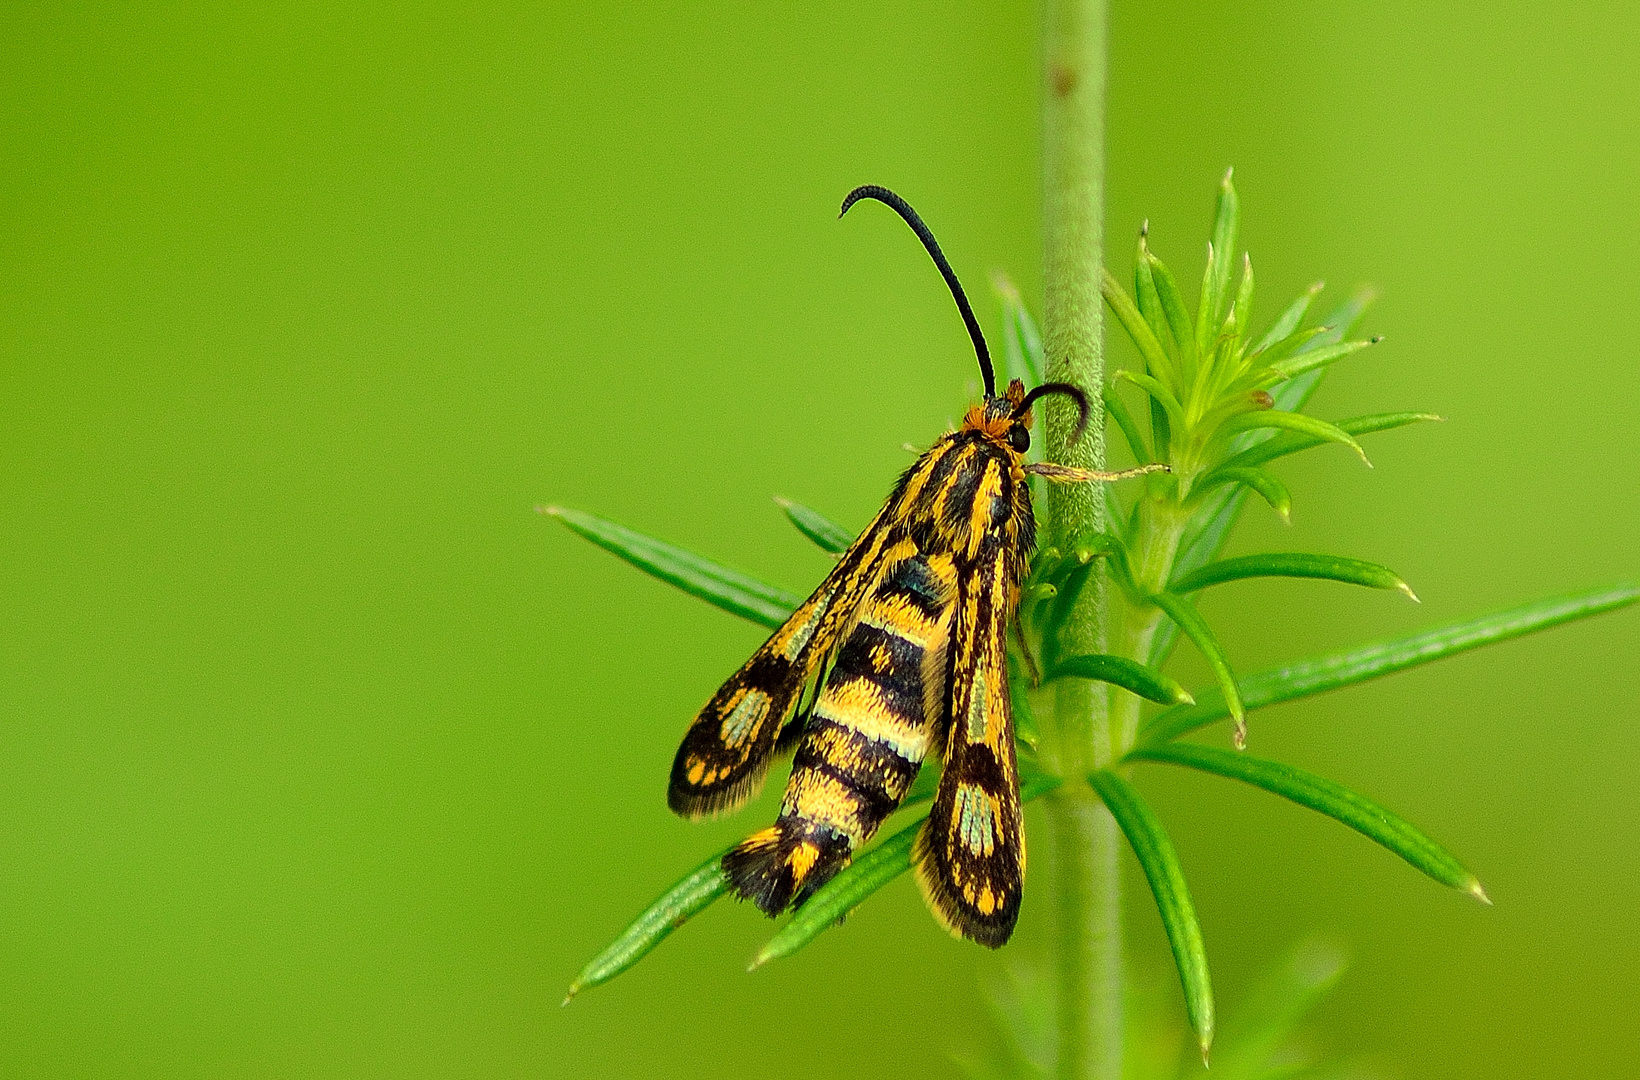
[1041, 2, 1117, 1079]
[1046, 784, 1122, 1080]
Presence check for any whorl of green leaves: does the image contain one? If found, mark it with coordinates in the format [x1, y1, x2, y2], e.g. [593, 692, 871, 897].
[544, 174, 1636, 1052]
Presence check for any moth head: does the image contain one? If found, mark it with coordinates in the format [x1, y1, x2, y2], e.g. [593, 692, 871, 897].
[969, 379, 1033, 453]
[966, 379, 1090, 455]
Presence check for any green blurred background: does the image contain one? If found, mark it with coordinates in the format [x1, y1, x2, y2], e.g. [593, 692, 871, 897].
[2, 2, 1636, 1076]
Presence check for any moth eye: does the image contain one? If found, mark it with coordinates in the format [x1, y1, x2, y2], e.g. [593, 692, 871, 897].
[1008, 425, 1030, 453]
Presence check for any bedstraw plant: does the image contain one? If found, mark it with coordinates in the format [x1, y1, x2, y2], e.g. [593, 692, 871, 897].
[543, 5, 1635, 1078]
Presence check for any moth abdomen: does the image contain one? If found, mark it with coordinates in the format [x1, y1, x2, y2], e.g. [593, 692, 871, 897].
[722, 548, 957, 913]
[722, 823, 852, 915]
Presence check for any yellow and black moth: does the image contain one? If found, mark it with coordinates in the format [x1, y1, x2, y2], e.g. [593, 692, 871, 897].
[669, 186, 1161, 947]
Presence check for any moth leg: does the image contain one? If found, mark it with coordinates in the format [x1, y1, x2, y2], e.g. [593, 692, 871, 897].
[1025, 461, 1169, 483]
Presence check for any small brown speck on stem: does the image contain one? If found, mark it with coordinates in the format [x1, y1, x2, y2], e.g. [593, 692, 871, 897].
[1050, 62, 1078, 97]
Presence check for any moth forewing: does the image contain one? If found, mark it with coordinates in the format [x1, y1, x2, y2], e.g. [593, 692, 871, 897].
[667, 506, 894, 820]
[916, 539, 1028, 948]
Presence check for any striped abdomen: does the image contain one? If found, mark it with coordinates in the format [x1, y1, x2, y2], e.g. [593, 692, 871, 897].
[723, 540, 957, 913]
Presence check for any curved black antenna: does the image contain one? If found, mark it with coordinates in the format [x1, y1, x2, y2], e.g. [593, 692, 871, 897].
[1014, 381, 1090, 445]
[839, 185, 995, 397]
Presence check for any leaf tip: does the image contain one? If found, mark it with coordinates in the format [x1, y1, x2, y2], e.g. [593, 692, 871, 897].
[538, 504, 564, 517]
[1468, 879, 1493, 906]
[1370, 334, 1386, 344]
[1221, 164, 1234, 187]
[1307, 280, 1325, 296]
[747, 949, 772, 972]
[1397, 581, 1421, 603]
[1140, 218, 1150, 238]
[1176, 688, 1197, 706]
[772, 495, 793, 509]
[1231, 715, 1248, 750]
[562, 984, 580, 1006]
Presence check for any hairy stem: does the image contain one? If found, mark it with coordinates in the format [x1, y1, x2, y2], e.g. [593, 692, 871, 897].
[1041, 2, 1118, 1079]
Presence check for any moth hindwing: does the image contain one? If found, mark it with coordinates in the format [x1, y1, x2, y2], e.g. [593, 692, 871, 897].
[667, 185, 1161, 948]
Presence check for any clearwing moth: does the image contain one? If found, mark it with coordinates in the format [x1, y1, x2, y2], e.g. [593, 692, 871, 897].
[669, 185, 1163, 947]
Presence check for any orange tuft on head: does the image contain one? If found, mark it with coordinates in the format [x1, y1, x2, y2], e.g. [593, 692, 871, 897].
[961, 378, 1030, 445]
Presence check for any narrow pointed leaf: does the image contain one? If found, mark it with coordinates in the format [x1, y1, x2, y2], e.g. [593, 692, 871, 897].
[1133, 233, 1172, 351]
[1115, 370, 1189, 435]
[1015, 302, 1046, 391]
[1048, 653, 1194, 705]
[1150, 590, 1246, 743]
[993, 272, 1046, 388]
[1170, 553, 1415, 600]
[1247, 324, 1331, 367]
[1088, 769, 1214, 1058]
[1252, 282, 1323, 355]
[1104, 386, 1151, 462]
[1218, 411, 1367, 464]
[566, 845, 733, 1000]
[543, 506, 799, 628]
[1222, 412, 1443, 473]
[775, 497, 854, 555]
[1230, 252, 1254, 351]
[1149, 395, 1173, 461]
[1130, 743, 1486, 899]
[1197, 169, 1239, 353]
[1192, 466, 1291, 521]
[1270, 337, 1378, 381]
[752, 773, 1063, 967]
[1102, 267, 1178, 389]
[904, 762, 941, 806]
[1141, 581, 1640, 745]
[1196, 242, 1220, 359]
[1209, 940, 1346, 1080]
[1147, 249, 1198, 371]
